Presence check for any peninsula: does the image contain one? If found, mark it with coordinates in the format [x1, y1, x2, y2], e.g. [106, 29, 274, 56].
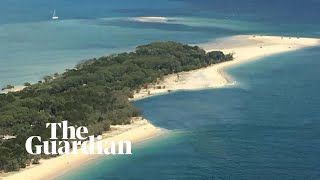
[1, 35, 319, 180]
[0, 40, 233, 179]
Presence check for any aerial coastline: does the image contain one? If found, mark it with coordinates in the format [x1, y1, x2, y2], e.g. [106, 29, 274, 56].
[1, 34, 320, 180]
[1, 118, 164, 180]
[132, 35, 320, 100]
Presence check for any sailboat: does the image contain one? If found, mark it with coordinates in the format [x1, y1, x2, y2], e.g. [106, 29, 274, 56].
[52, 9, 59, 20]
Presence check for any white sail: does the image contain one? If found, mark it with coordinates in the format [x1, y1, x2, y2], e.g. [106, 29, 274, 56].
[52, 9, 59, 20]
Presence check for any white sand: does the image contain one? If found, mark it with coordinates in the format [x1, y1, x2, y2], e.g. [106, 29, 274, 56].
[130, 17, 169, 23]
[2, 35, 319, 180]
[0, 85, 25, 94]
[132, 35, 320, 100]
[1, 118, 164, 180]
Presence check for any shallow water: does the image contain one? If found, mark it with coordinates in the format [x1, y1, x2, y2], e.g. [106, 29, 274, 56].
[58, 47, 320, 180]
[1, 0, 319, 87]
[1, 0, 320, 179]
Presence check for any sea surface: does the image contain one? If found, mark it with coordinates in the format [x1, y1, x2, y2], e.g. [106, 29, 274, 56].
[58, 47, 320, 180]
[1, 0, 320, 179]
[0, 0, 320, 87]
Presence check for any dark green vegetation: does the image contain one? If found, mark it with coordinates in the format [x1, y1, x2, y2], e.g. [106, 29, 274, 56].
[1, 85, 14, 91]
[23, 82, 31, 87]
[0, 42, 233, 172]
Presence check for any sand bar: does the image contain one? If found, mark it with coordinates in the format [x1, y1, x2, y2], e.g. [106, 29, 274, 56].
[1, 35, 319, 180]
[130, 17, 169, 23]
[132, 35, 320, 100]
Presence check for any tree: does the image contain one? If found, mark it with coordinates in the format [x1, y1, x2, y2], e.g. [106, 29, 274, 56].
[24, 82, 31, 86]
[0, 41, 233, 172]
[4, 159, 20, 172]
[43, 76, 53, 83]
[2, 85, 14, 90]
[32, 156, 40, 165]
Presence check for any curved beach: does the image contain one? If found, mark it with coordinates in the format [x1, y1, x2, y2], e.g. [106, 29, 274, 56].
[132, 35, 320, 100]
[1, 35, 319, 180]
[1, 118, 163, 180]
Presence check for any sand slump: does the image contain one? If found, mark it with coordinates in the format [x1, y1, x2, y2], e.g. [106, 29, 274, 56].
[2, 35, 320, 180]
[132, 35, 320, 100]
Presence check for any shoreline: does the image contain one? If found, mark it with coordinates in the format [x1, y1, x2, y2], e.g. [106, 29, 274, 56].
[131, 35, 320, 101]
[0, 85, 26, 94]
[1, 118, 165, 180]
[1, 34, 319, 180]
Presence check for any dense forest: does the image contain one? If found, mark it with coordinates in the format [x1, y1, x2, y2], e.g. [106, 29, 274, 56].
[0, 42, 233, 172]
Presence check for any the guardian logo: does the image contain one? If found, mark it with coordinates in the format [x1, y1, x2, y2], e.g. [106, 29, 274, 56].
[25, 121, 132, 155]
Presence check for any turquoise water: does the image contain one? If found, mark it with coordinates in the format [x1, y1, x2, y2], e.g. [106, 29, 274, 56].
[58, 47, 320, 179]
[1, 0, 320, 87]
[1, 0, 320, 179]
[0, 18, 223, 87]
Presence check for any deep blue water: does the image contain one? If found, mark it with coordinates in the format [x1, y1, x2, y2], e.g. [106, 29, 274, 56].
[58, 47, 320, 179]
[0, 0, 319, 87]
[1, 0, 320, 179]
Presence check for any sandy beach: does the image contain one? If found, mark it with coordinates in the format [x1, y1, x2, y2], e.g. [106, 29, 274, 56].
[131, 35, 320, 100]
[1, 118, 164, 180]
[1, 35, 319, 180]
[0, 85, 25, 94]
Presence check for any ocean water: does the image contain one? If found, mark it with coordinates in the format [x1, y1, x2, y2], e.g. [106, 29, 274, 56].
[58, 47, 320, 180]
[1, 0, 320, 87]
[1, 0, 320, 179]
